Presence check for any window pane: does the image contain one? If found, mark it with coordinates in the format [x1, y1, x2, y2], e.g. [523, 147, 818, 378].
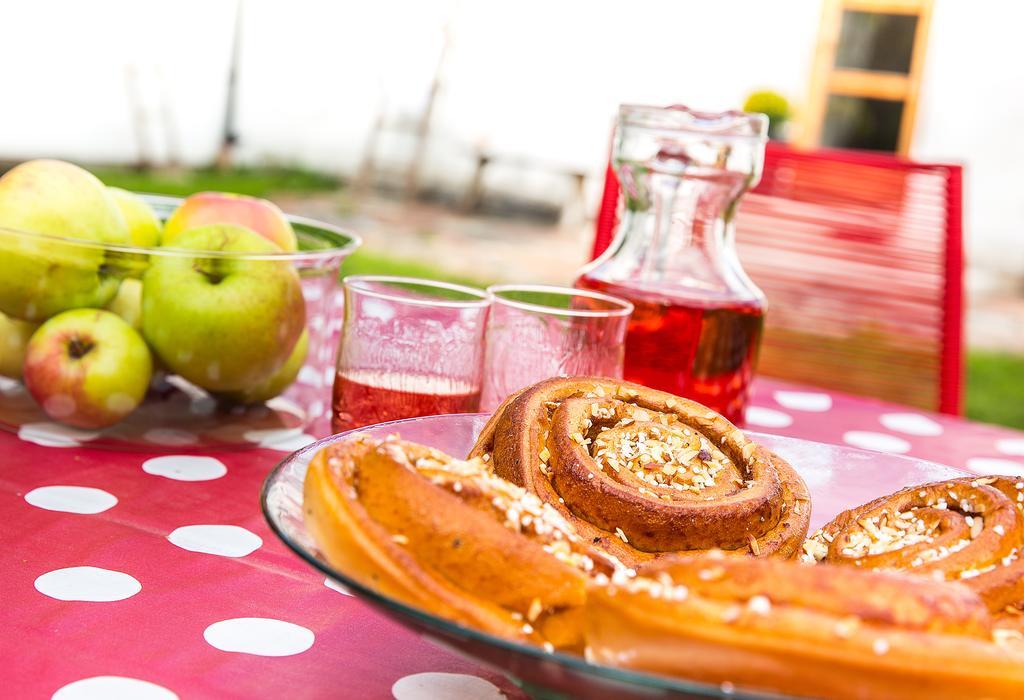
[835, 10, 918, 73]
[821, 94, 904, 152]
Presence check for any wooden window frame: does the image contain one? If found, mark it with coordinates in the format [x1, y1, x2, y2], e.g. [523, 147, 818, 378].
[799, 0, 933, 156]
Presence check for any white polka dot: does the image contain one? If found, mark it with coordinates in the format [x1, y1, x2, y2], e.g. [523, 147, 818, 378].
[105, 392, 136, 414]
[879, 413, 943, 437]
[25, 486, 117, 515]
[142, 455, 227, 482]
[42, 394, 77, 419]
[842, 431, 911, 454]
[745, 406, 793, 429]
[996, 439, 1024, 457]
[773, 391, 832, 412]
[0, 376, 21, 394]
[263, 433, 317, 452]
[392, 672, 505, 700]
[309, 400, 326, 418]
[189, 397, 217, 416]
[297, 366, 321, 386]
[204, 618, 314, 656]
[965, 457, 1024, 477]
[52, 676, 178, 700]
[143, 428, 199, 447]
[244, 428, 317, 452]
[308, 315, 326, 331]
[18, 422, 100, 448]
[35, 566, 141, 602]
[304, 285, 324, 301]
[323, 366, 336, 386]
[168, 525, 262, 558]
[264, 396, 305, 419]
[324, 577, 353, 596]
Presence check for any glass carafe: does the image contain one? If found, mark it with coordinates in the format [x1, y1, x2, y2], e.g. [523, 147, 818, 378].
[576, 104, 768, 425]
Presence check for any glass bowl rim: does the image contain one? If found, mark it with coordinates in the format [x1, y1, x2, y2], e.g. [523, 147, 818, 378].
[259, 413, 775, 700]
[487, 283, 634, 318]
[344, 274, 491, 309]
[0, 192, 362, 262]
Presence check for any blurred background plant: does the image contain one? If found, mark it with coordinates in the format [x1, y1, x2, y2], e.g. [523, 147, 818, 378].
[743, 90, 792, 140]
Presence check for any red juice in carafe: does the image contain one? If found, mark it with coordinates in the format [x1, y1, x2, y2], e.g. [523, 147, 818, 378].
[578, 276, 764, 425]
[332, 370, 481, 432]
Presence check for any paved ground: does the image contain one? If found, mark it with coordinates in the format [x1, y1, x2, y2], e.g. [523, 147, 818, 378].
[278, 191, 1024, 354]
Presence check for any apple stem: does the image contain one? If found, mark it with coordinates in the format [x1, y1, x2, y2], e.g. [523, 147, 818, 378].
[193, 263, 224, 285]
[68, 337, 94, 359]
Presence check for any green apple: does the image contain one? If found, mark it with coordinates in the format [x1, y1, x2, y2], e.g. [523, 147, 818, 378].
[23, 308, 152, 428]
[108, 187, 161, 247]
[105, 278, 143, 331]
[0, 310, 38, 379]
[163, 191, 297, 251]
[0, 160, 130, 321]
[219, 328, 308, 404]
[142, 224, 305, 392]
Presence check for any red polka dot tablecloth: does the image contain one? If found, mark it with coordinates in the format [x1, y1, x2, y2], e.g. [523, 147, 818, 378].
[4, 379, 1024, 699]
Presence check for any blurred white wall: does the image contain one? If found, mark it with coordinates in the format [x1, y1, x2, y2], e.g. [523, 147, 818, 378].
[0, 0, 1019, 289]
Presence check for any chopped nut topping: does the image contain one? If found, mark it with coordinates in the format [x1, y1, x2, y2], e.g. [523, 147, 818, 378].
[994, 629, 1024, 645]
[698, 567, 725, 582]
[721, 605, 742, 623]
[527, 597, 543, 622]
[747, 595, 771, 616]
[591, 425, 729, 493]
[833, 616, 860, 639]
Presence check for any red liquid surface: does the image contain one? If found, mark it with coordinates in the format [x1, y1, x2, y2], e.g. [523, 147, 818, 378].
[332, 370, 482, 432]
[578, 276, 764, 425]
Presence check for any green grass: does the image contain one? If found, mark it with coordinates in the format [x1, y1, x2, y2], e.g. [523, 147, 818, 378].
[967, 350, 1024, 430]
[92, 165, 340, 198]
[339, 249, 492, 289]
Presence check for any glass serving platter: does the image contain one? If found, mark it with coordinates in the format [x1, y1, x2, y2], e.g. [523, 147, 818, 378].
[261, 413, 970, 699]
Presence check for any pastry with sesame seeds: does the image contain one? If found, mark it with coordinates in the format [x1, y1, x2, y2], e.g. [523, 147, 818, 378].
[469, 376, 810, 567]
[303, 433, 624, 650]
[586, 554, 1024, 699]
[803, 475, 1024, 624]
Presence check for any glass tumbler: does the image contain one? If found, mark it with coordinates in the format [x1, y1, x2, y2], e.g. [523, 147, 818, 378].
[332, 276, 490, 432]
[480, 284, 633, 411]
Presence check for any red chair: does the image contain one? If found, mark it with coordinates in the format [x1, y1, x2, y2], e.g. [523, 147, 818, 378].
[591, 142, 965, 415]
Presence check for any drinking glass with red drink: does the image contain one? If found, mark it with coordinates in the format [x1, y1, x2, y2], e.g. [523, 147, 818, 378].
[332, 276, 490, 432]
[480, 284, 633, 411]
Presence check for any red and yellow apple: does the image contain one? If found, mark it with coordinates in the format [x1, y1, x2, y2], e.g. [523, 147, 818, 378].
[23, 308, 152, 428]
[163, 191, 297, 251]
[141, 224, 305, 392]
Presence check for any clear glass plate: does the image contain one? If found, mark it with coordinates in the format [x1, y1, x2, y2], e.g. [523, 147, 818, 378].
[260, 413, 969, 699]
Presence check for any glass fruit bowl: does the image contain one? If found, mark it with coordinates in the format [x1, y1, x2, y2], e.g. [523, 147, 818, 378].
[261, 413, 970, 700]
[0, 194, 359, 451]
